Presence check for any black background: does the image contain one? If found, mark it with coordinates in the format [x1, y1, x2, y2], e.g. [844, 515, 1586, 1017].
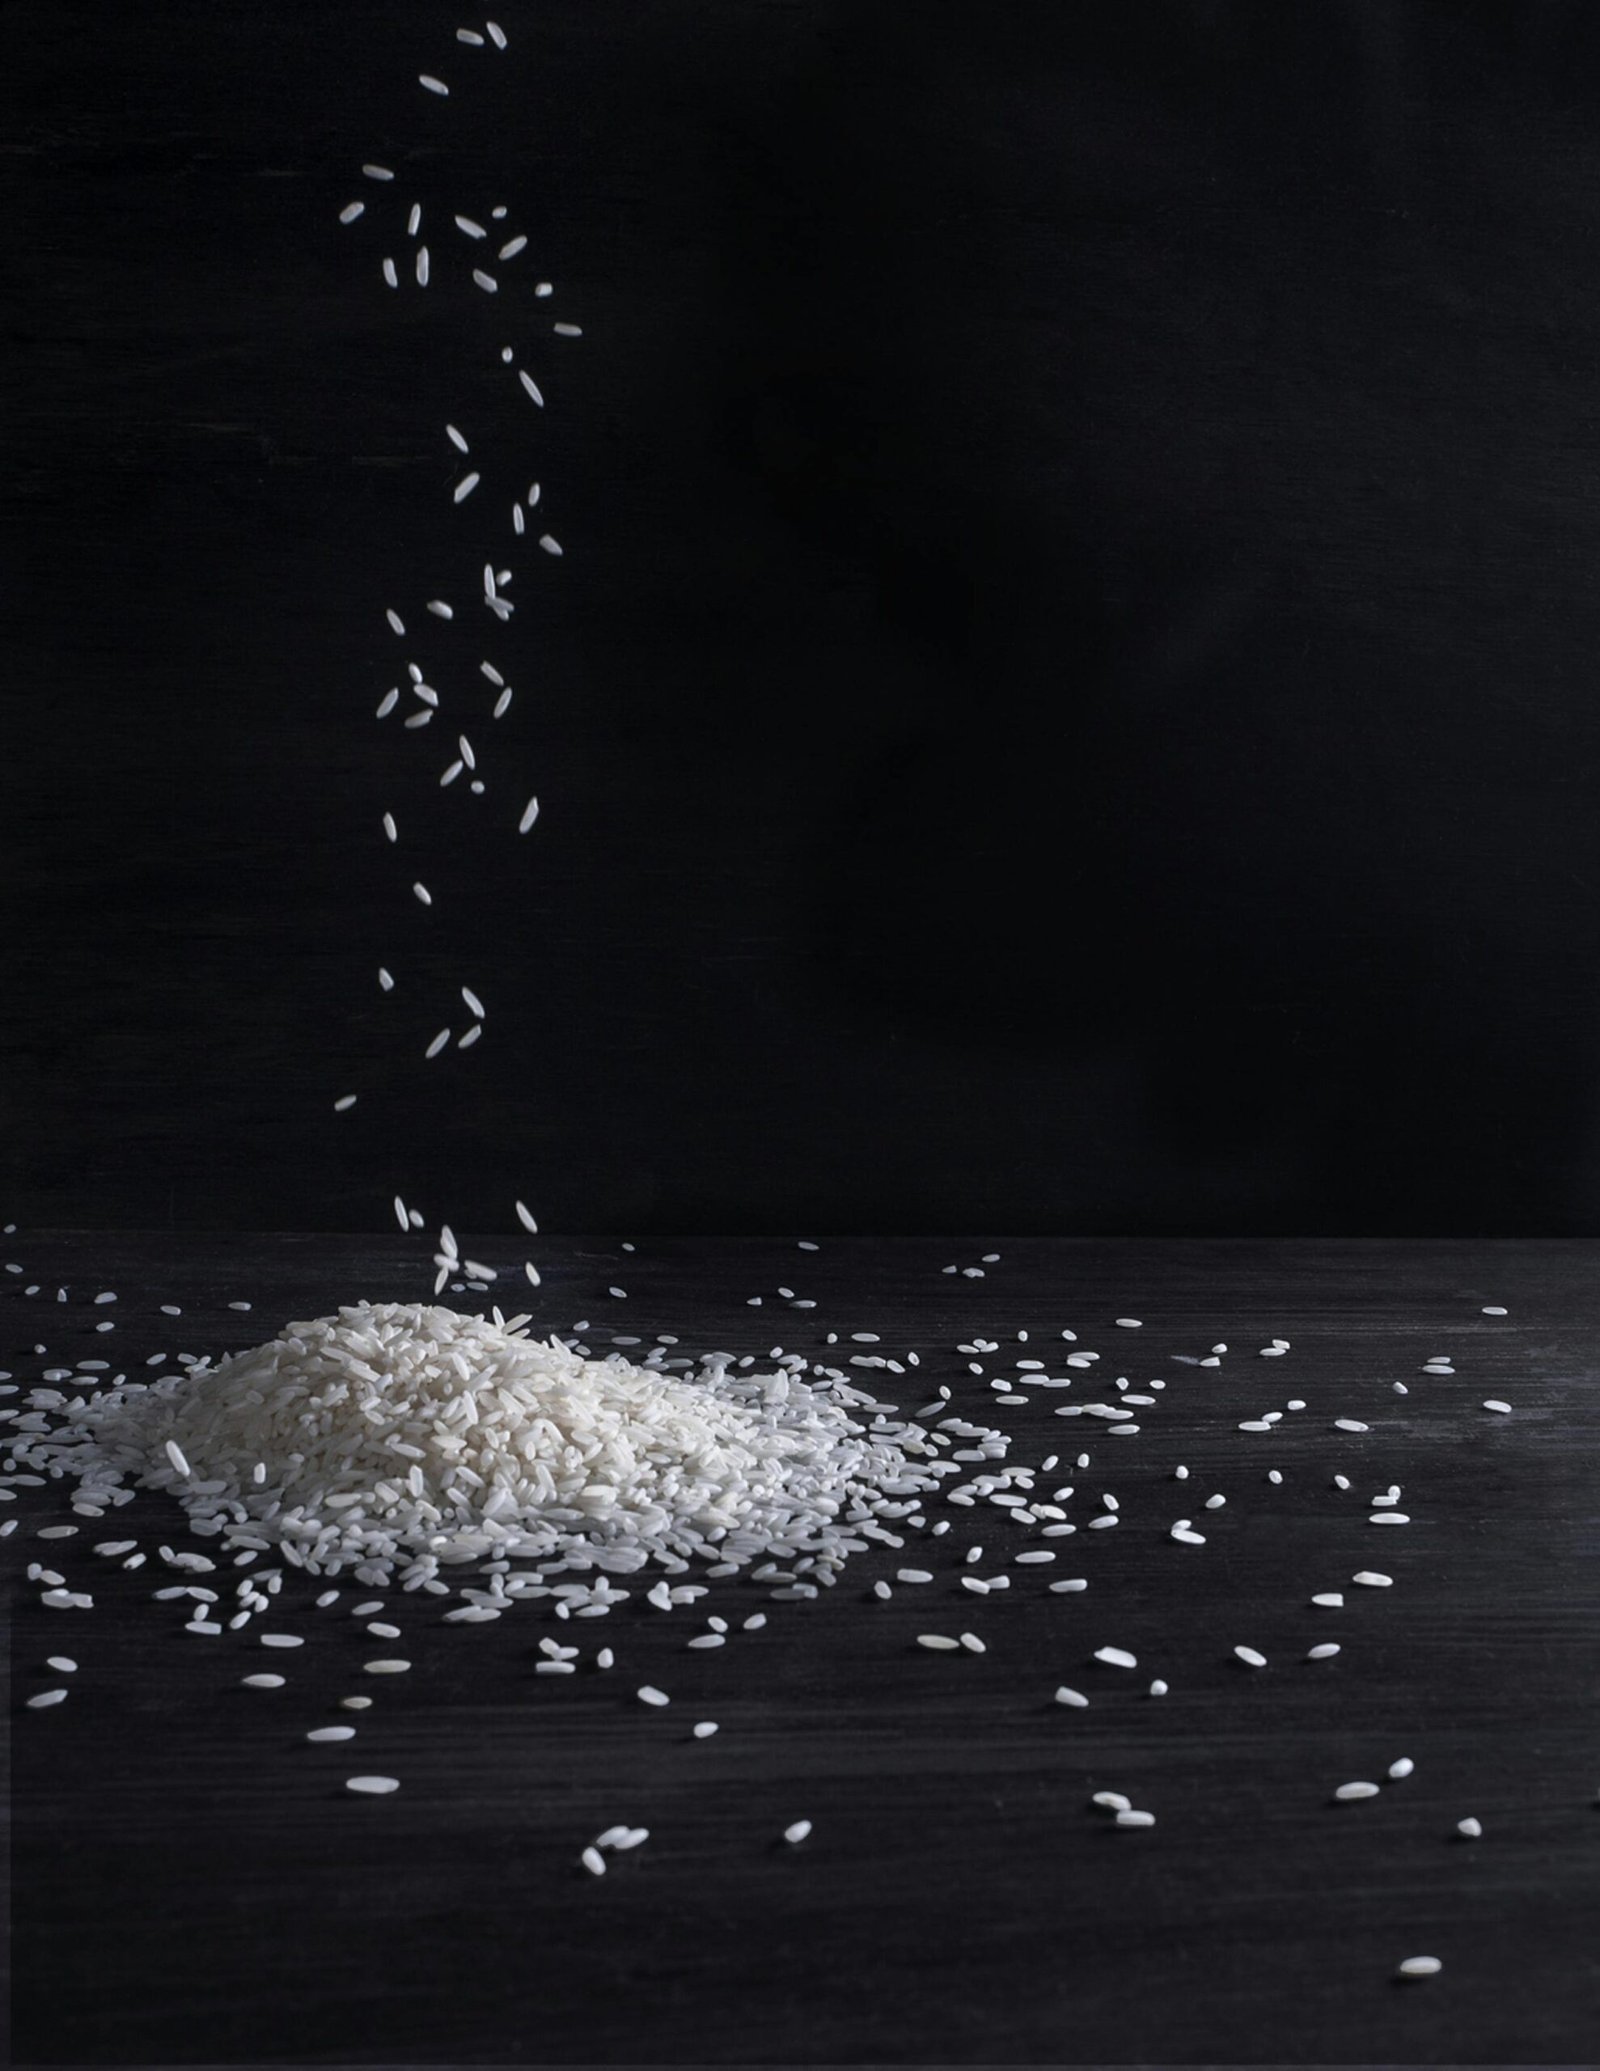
[10, 1, 1600, 1239]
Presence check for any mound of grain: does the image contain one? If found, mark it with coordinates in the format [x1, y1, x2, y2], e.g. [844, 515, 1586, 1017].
[11, 1303, 944, 1584]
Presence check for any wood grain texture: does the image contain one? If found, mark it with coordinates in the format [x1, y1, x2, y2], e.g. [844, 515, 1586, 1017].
[6, 1232, 1600, 2063]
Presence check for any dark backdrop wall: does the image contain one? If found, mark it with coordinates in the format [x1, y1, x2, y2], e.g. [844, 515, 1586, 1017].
[7, 0, 1600, 1236]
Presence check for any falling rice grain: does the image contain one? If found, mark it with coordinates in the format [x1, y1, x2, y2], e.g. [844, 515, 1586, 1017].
[413, 883, 432, 906]
[519, 371, 544, 406]
[472, 270, 499, 294]
[419, 74, 449, 94]
[381, 257, 398, 288]
[1335, 1782, 1380, 1800]
[345, 1776, 400, 1795]
[453, 472, 481, 503]
[518, 796, 540, 834]
[1398, 1957, 1442, 1978]
[500, 236, 527, 259]
[339, 202, 365, 224]
[333, 1095, 358, 1113]
[1482, 1399, 1513, 1414]
[1054, 1686, 1089, 1707]
[538, 533, 563, 555]
[164, 1439, 191, 1478]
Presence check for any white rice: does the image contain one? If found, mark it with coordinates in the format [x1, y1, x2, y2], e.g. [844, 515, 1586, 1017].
[453, 473, 481, 504]
[518, 796, 540, 834]
[339, 202, 365, 224]
[363, 165, 394, 181]
[385, 609, 405, 635]
[1398, 1957, 1442, 1978]
[11, 1306, 947, 1650]
[374, 687, 400, 717]
[379, 969, 395, 992]
[420, 74, 449, 94]
[413, 883, 433, 906]
[382, 258, 398, 288]
[519, 371, 544, 406]
[1335, 1782, 1380, 1800]
[538, 534, 562, 555]
[500, 236, 527, 259]
[345, 1776, 400, 1795]
[472, 270, 498, 294]
[416, 247, 430, 286]
[333, 1096, 358, 1113]
[486, 21, 507, 49]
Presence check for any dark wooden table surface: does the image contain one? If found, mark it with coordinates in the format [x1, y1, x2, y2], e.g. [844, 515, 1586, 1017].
[5, 1231, 1598, 2066]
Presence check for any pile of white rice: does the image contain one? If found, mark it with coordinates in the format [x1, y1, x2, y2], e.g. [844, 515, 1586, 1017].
[10, 1303, 946, 1588]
